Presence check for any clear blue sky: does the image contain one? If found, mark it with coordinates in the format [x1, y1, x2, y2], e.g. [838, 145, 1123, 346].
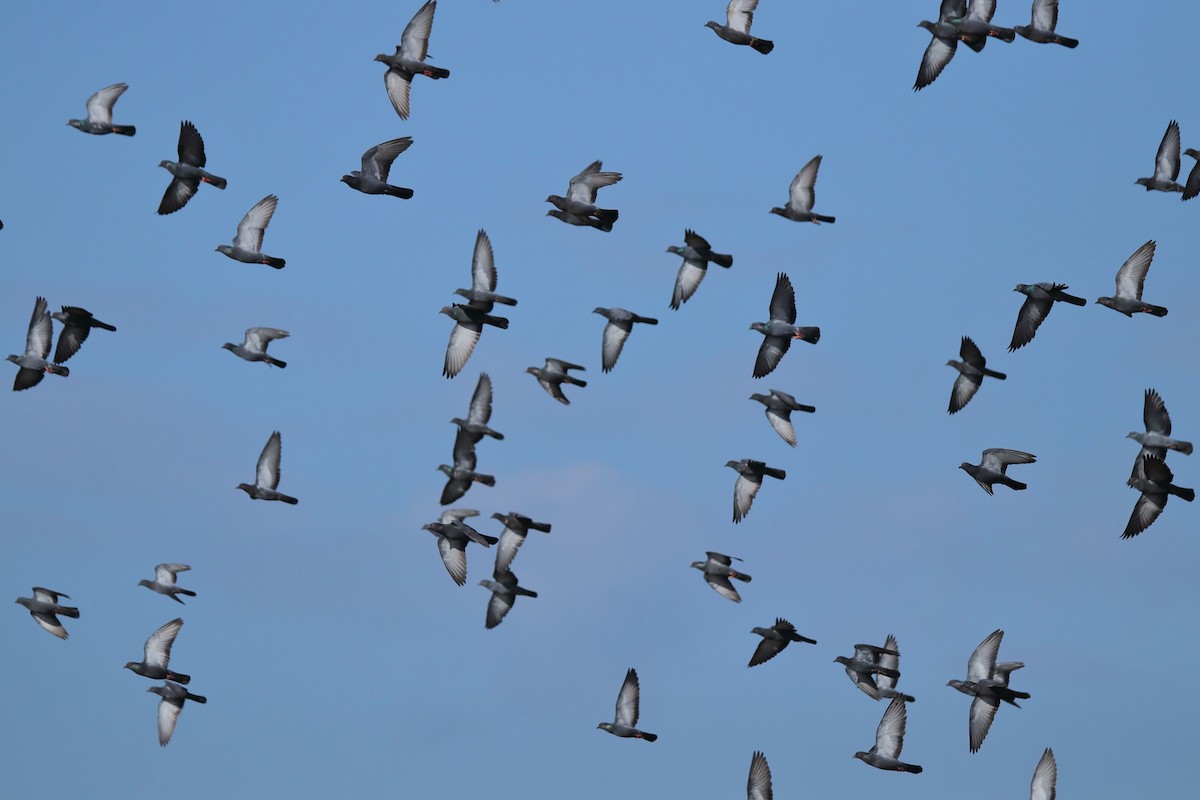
[2, 1, 1198, 797]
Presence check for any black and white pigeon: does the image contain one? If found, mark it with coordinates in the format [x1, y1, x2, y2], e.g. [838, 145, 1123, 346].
[51, 306, 116, 364]
[1096, 240, 1167, 317]
[546, 160, 621, 226]
[376, 0, 450, 120]
[749, 389, 815, 446]
[454, 230, 517, 312]
[960, 448, 1036, 494]
[705, 0, 774, 54]
[440, 304, 508, 379]
[67, 83, 136, 135]
[438, 429, 495, 505]
[770, 156, 835, 223]
[15, 587, 79, 639]
[147, 681, 206, 746]
[1030, 748, 1057, 800]
[138, 564, 196, 605]
[750, 273, 820, 379]
[854, 697, 923, 773]
[666, 230, 733, 309]
[1136, 121, 1185, 193]
[914, 0, 965, 90]
[7, 296, 69, 391]
[223, 327, 289, 368]
[422, 509, 497, 586]
[341, 137, 414, 198]
[835, 643, 901, 701]
[1127, 389, 1193, 482]
[748, 618, 816, 667]
[747, 751, 773, 800]
[596, 668, 657, 742]
[124, 618, 191, 684]
[948, 629, 1030, 753]
[451, 372, 504, 445]
[492, 512, 552, 574]
[1014, 0, 1078, 46]
[236, 431, 299, 504]
[725, 459, 786, 523]
[1008, 283, 1086, 351]
[593, 307, 658, 372]
[526, 358, 587, 404]
[216, 195, 285, 269]
[874, 634, 916, 703]
[478, 567, 537, 629]
[1123, 454, 1194, 539]
[690, 551, 752, 603]
[947, 336, 1005, 413]
[157, 121, 226, 215]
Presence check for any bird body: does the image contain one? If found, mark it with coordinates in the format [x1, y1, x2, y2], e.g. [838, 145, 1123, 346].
[546, 160, 621, 226]
[147, 681, 206, 746]
[748, 618, 816, 667]
[1124, 454, 1194, 538]
[948, 629, 1029, 752]
[451, 372, 504, 444]
[236, 431, 299, 504]
[690, 551, 751, 602]
[223, 327, 289, 368]
[705, 0, 774, 54]
[1014, 0, 1078, 46]
[526, 358, 586, 404]
[751, 273, 819, 379]
[770, 156, 835, 223]
[546, 209, 613, 232]
[1009, 283, 1085, 351]
[50, 306, 116, 364]
[15, 587, 79, 639]
[453, 229, 518, 313]
[854, 697, 922, 773]
[597, 668, 657, 742]
[342, 137, 414, 198]
[1096, 240, 1167, 316]
[960, 448, 1035, 494]
[875, 634, 916, 702]
[492, 511, 551, 574]
[1136, 121, 1184, 193]
[593, 307, 657, 372]
[725, 459, 785, 523]
[666, 229, 733, 309]
[124, 617, 190, 684]
[749, 389, 815, 446]
[68, 83, 136, 135]
[835, 643, 901, 700]
[1127, 389, 1193, 482]
[440, 304, 508, 379]
[479, 568, 537, 629]
[138, 564, 196, 605]
[376, 0, 449, 120]
[158, 121, 226, 215]
[947, 336, 1005, 413]
[7, 296, 70, 390]
[216, 195, 285, 269]
[423, 510, 498, 586]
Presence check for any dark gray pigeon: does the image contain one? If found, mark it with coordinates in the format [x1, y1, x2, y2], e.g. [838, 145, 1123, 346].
[1030, 748, 1057, 800]
[7, 296, 69, 391]
[726, 459, 786, 523]
[874, 634, 916, 703]
[341, 137, 414, 198]
[914, 1, 965, 90]
[438, 429, 495, 505]
[835, 643, 901, 701]
[952, 0, 1017, 49]
[1136, 121, 1184, 193]
[440, 304, 508, 379]
[422, 509, 497, 586]
[147, 681, 206, 747]
[138, 564, 195, 605]
[947, 336, 1005, 413]
[376, 0, 450, 120]
[854, 697, 923, 773]
[1096, 240, 1167, 317]
[15, 587, 79, 639]
[479, 567, 537, 629]
[68, 83, 136, 135]
[526, 358, 586, 404]
[705, 0, 774, 54]
[1123, 454, 1194, 539]
[666, 230, 733, 309]
[157, 121, 226, 215]
[223, 327, 289, 368]
[1128, 389, 1192, 481]
[1183, 148, 1200, 201]
[216, 195, 285, 269]
[690, 551, 751, 603]
[492, 511, 551, 574]
[546, 209, 612, 232]
[546, 160, 621, 226]
[749, 389, 815, 446]
[124, 618, 190, 684]
[960, 448, 1036, 494]
[451, 372, 504, 445]
[596, 668, 657, 742]
[51, 306, 116, 364]
[593, 307, 658, 372]
[750, 273, 820, 379]
[1008, 283, 1086, 351]
[236, 431, 299, 504]
[770, 156, 835, 223]
[454, 229, 517, 312]
[1014, 0, 1078, 46]
[747, 751, 773, 800]
[947, 629, 1030, 752]
[748, 618, 816, 667]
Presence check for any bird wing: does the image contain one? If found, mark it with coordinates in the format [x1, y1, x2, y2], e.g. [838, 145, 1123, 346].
[949, 373, 981, 415]
[468, 372, 494, 425]
[754, 335, 791, 379]
[968, 0, 998, 22]
[874, 697, 908, 758]
[1009, 295, 1051, 350]
[981, 449, 1036, 470]
[747, 751, 773, 800]
[567, 160, 622, 204]
[156, 694, 183, 746]
[967, 629, 1003, 681]
[86, 83, 127, 124]
[256, 431, 283, 490]
[769, 272, 797, 323]
[444, 321, 482, 378]
[232, 195, 278, 252]
[1123, 489, 1166, 538]
[494, 527, 525, 574]
[143, 618, 183, 667]
[1155, 121, 1181, 182]
[1031, 0, 1058, 31]
[177, 120, 206, 167]
[875, 635, 900, 691]
[1143, 388, 1172, 435]
[959, 335, 985, 367]
[786, 156, 821, 213]
[31, 611, 68, 639]
[614, 669, 640, 727]
[600, 321, 630, 372]
[748, 637, 785, 667]
[968, 694, 999, 752]
[471, 229, 497, 292]
[1031, 747, 1057, 800]
[158, 175, 199, 215]
[451, 428, 477, 471]
[726, 0, 758, 34]
[154, 563, 190, 584]
[706, 574, 742, 602]
[545, 357, 586, 372]
[915, 33, 956, 91]
[732, 473, 760, 523]
[439, 508, 479, 524]
[24, 297, 52, 359]
[940, 0, 967, 21]
[764, 407, 797, 446]
[52, 318, 90, 364]
[399, 0, 436, 61]
[484, 586, 513, 629]
[244, 327, 289, 353]
[707, 551, 737, 565]
[1114, 240, 1155, 300]
[672, 260, 708, 308]
[436, 536, 468, 585]
[363, 137, 412, 182]
[32, 587, 67, 603]
[683, 229, 711, 253]
[384, 69, 414, 120]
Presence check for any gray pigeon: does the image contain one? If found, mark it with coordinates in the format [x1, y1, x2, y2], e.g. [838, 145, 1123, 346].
[705, 0, 774, 54]
[952, 0, 1017, 49]
[546, 209, 613, 232]
[748, 618, 816, 667]
[440, 304, 508, 379]
[422, 509, 498, 586]
[1030, 748, 1057, 800]
[438, 429, 495, 505]
[7, 296, 69, 391]
[146, 681, 206, 746]
[526, 358, 587, 404]
[947, 629, 1030, 752]
[68, 83, 136, 135]
[51, 306, 116, 364]
[1014, 0, 1078, 46]
[750, 273, 820, 379]
[124, 618, 190, 684]
[1127, 389, 1193, 482]
[451, 372, 504, 445]
[478, 567, 537, 629]
[960, 448, 1036, 494]
[1136, 121, 1185, 193]
[216, 195, 286, 269]
[1096, 240, 1167, 317]
[454, 230, 518, 312]
[223, 327, 289, 368]
[546, 160, 621, 226]
[1183, 148, 1200, 201]
[666, 229, 733, 309]
[835, 643, 901, 701]
[138, 564, 196, 605]
[1123, 454, 1194, 539]
[376, 0, 450, 120]
[15, 587, 79, 639]
[690, 551, 752, 603]
[747, 751, 773, 800]
[915, 0, 965, 90]
[593, 307, 658, 372]
[1008, 283, 1086, 351]
[874, 633, 916, 703]
[596, 668, 657, 742]
[157, 121, 226, 215]
[726, 459, 786, 523]
[749, 389, 815, 447]
[770, 156, 835, 223]
[236, 431, 299, 504]
[341, 137, 414, 198]
[947, 336, 1005, 414]
[854, 697, 923, 773]
[492, 511, 552, 574]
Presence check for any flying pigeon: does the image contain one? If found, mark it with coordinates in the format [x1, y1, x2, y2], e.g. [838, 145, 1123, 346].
[1183, 148, 1200, 201]
[376, 0, 450, 120]
[492, 511, 551, 574]
[1128, 389, 1192, 481]
[1123, 454, 1194, 539]
[157, 121, 226, 215]
[1014, 0, 1078, 47]
[479, 567, 537, 629]
[341, 137, 414, 198]
[50, 306, 116, 364]
[15, 587, 79, 639]
[123, 618, 191, 684]
[236, 431, 299, 504]
[596, 668, 657, 742]
[854, 697, 923, 773]
[422, 509, 497, 586]
[947, 336, 1006, 413]
[960, 448, 1036, 494]
[666, 229, 733, 309]
[545, 209, 612, 232]
[454, 230, 518, 314]
[147, 681, 206, 746]
[138, 564, 196, 605]
[1136, 121, 1185, 193]
[750, 273, 820, 379]
[440, 304, 508, 379]
[1096, 240, 1167, 317]
[874, 633, 916, 703]
[749, 389, 815, 446]
[546, 160, 621, 227]
[593, 307, 658, 372]
[690, 551, 751, 603]
[914, 1, 965, 90]
[770, 156, 835, 223]
[451, 372, 504, 445]
[7, 296, 69, 391]
[67, 83, 136, 135]
[726, 459, 786, 523]
[215, 195, 285, 269]
[1030, 748, 1057, 800]
[947, 629, 1030, 752]
[748, 618, 816, 667]
[747, 751, 773, 800]
[835, 643, 901, 701]
[705, 0, 774, 54]
[223, 327, 289, 368]
[438, 430, 495, 505]
[952, 0, 1017, 49]
[1008, 283, 1086, 351]
[526, 358, 587, 404]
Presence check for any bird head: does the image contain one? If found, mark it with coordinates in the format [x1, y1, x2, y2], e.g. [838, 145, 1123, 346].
[957, 463, 971, 471]
[215, 245, 233, 256]
[724, 460, 742, 470]
[917, 20, 936, 32]
[1014, 284, 1030, 294]
[137, 579, 153, 589]
[768, 207, 786, 217]
[833, 656, 849, 666]
[436, 464, 453, 477]
[596, 723, 610, 731]
[665, 245, 681, 255]
[749, 322, 766, 333]
[373, 54, 391, 65]
[524, 366, 540, 376]
[67, 119, 82, 129]
[158, 160, 173, 171]
[235, 483, 255, 496]
[221, 343, 237, 353]
[704, 21, 719, 30]
[1095, 297, 1113, 308]
[123, 662, 138, 671]
[5, 355, 19, 366]
[853, 752, 869, 762]
[1135, 178, 1152, 189]
[592, 307, 609, 316]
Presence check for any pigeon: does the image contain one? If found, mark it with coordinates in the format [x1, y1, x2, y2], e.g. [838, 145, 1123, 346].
[593, 307, 658, 372]
[526, 358, 587, 404]
[726, 459, 786, 523]
[440, 304, 508, 379]
[215, 195, 286, 269]
[748, 618, 816, 667]
[546, 160, 621, 226]
[947, 629, 1030, 752]
[750, 273, 820, 379]
[454, 231, 518, 313]
[947, 336, 1006, 413]
[1123, 454, 1194, 539]
[749, 389, 815, 446]
[874, 634, 916, 703]
[705, 0, 774, 54]
[341, 137, 414, 198]
[1136, 121, 1185, 193]
[545, 209, 613, 232]
[422, 509, 498, 586]
[1183, 148, 1200, 201]
[223, 327, 289, 368]
[1030, 748, 1057, 800]
[138, 564, 196, 605]
[1096, 240, 1167, 317]
[479, 567, 537, 629]
[691, 551, 752, 602]
[7, 296, 69, 391]
[1128, 389, 1193, 481]
[1008, 283, 1086, 351]
[451, 372, 504, 445]
[438, 430, 495, 505]
[124, 618, 191, 684]
[67, 83, 136, 135]
[147, 681, 206, 746]
[596, 668, 657, 742]
[666, 230, 733, 309]
[854, 697, 923, 773]
[492, 511, 552, 574]
[236, 431, 299, 504]
[747, 751, 773, 800]
[835, 643, 901, 701]
[15, 587, 79, 639]
[914, 1, 965, 90]
[952, 0, 1017, 49]
[770, 156, 835, 223]
[50, 306, 116, 364]
[960, 448, 1036, 494]
[376, 0, 450, 120]
[157, 121, 226, 214]
[1014, 0, 1078, 47]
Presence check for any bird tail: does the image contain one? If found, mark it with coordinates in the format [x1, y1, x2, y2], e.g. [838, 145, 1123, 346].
[711, 252, 734, 268]
[167, 672, 191, 685]
[483, 428, 504, 440]
[1171, 486, 1196, 502]
[112, 125, 136, 136]
[480, 533, 500, 546]
[516, 587, 538, 598]
[201, 174, 228, 190]
[812, 214, 836, 224]
[92, 320, 118, 331]
[1053, 35, 1079, 48]
[185, 691, 207, 703]
[491, 294, 519, 307]
[899, 763, 923, 774]
[792, 326, 820, 343]
[874, 666, 901, 679]
[474, 474, 497, 487]
[565, 376, 587, 387]
[262, 256, 286, 269]
[633, 315, 658, 325]
[278, 494, 300, 505]
[47, 364, 69, 377]
[762, 466, 787, 480]
[983, 368, 1007, 380]
[529, 520, 552, 533]
[789, 632, 817, 644]
[1000, 477, 1027, 491]
[1144, 304, 1169, 317]
[881, 688, 915, 702]
[729, 571, 751, 583]
[1173, 440, 1194, 456]
[484, 314, 509, 329]
[990, 26, 1017, 42]
[384, 185, 415, 199]
[266, 357, 287, 369]
[750, 37, 774, 54]
[637, 732, 658, 742]
[797, 403, 817, 413]
[1059, 292, 1087, 306]
[593, 208, 619, 224]
[421, 66, 450, 79]
[57, 605, 80, 618]
[177, 589, 197, 597]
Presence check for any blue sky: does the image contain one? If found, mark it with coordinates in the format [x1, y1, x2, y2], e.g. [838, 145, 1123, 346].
[2, 1, 1198, 797]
